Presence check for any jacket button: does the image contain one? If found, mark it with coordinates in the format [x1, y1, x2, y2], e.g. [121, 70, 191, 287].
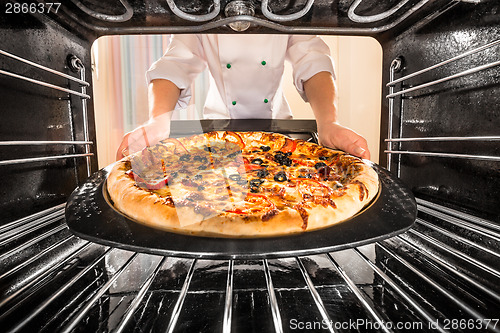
[232, 101, 237, 105]
[261, 61, 266, 66]
[264, 99, 269, 103]
[226, 63, 231, 69]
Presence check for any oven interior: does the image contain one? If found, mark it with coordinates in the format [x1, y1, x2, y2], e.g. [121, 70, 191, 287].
[1, 1, 499, 332]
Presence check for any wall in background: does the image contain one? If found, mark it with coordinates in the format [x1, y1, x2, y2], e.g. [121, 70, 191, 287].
[284, 36, 382, 162]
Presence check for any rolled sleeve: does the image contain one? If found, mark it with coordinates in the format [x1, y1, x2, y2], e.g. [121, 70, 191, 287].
[146, 35, 207, 106]
[286, 35, 335, 101]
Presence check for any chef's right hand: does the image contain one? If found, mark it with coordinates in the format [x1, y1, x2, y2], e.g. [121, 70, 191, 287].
[116, 113, 172, 160]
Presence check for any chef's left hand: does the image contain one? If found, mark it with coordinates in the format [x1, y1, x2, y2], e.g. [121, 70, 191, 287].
[317, 122, 371, 160]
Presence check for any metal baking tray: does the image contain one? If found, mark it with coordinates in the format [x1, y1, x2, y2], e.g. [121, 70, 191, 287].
[65, 162, 417, 259]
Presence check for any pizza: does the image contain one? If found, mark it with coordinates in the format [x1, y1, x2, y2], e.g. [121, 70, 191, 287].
[106, 131, 379, 237]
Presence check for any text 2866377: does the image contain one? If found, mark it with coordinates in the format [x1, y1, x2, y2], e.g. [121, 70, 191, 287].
[5, 2, 61, 14]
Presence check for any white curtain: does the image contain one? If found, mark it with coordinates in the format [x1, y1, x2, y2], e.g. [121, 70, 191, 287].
[91, 35, 207, 168]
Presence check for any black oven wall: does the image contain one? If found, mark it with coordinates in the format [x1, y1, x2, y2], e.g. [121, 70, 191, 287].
[379, 1, 500, 222]
[0, 12, 97, 225]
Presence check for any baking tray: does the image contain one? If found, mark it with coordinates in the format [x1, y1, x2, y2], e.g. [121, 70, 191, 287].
[65, 162, 417, 259]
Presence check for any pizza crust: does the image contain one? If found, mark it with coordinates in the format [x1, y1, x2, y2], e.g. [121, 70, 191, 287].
[106, 131, 379, 238]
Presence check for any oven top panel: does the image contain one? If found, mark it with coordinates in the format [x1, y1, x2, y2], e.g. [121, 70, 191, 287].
[21, 0, 454, 38]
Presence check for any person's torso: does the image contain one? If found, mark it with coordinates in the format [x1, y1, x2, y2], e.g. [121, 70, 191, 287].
[199, 34, 293, 119]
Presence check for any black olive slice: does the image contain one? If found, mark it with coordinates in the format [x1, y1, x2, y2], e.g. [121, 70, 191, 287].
[229, 174, 241, 181]
[274, 171, 287, 182]
[314, 162, 327, 169]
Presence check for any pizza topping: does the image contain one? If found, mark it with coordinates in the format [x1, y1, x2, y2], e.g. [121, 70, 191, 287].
[316, 165, 331, 180]
[204, 146, 217, 153]
[225, 193, 276, 216]
[314, 162, 327, 169]
[262, 208, 279, 221]
[251, 158, 264, 165]
[297, 172, 313, 179]
[280, 138, 297, 153]
[163, 137, 189, 154]
[111, 131, 378, 235]
[181, 178, 200, 188]
[126, 169, 169, 190]
[351, 180, 369, 201]
[274, 171, 288, 182]
[293, 203, 309, 229]
[256, 168, 269, 178]
[229, 174, 241, 181]
[274, 152, 293, 166]
[223, 131, 245, 149]
[249, 179, 265, 187]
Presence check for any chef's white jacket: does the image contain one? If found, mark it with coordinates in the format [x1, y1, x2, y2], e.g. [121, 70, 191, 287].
[146, 34, 335, 119]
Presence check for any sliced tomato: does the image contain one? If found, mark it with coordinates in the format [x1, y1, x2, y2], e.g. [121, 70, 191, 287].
[237, 163, 262, 174]
[225, 193, 276, 215]
[280, 138, 297, 153]
[245, 193, 277, 211]
[292, 158, 315, 167]
[291, 178, 333, 197]
[140, 147, 155, 165]
[126, 169, 169, 190]
[163, 137, 189, 154]
[143, 177, 169, 190]
[328, 154, 342, 166]
[223, 131, 245, 149]
[245, 164, 262, 171]
[225, 208, 249, 215]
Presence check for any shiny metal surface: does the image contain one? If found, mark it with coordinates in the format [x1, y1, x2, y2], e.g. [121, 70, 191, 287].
[0, 141, 93, 146]
[348, 0, 410, 23]
[48, 0, 455, 36]
[0, 49, 89, 86]
[261, 0, 314, 22]
[3, 200, 499, 332]
[386, 39, 500, 87]
[70, 0, 133, 22]
[0, 69, 90, 99]
[386, 58, 500, 98]
[2, 0, 500, 331]
[0, 153, 94, 166]
[166, 0, 221, 22]
[0, 26, 96, 225]
[380, 1, 500, 219]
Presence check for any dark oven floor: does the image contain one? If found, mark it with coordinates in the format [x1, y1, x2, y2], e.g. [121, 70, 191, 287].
[1, 198, 499, 332]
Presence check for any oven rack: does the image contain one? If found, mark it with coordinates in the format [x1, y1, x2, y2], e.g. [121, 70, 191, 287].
[0, 49, 93, 176]
[1, 200, 498, 332]
[385, 39, 500, 173]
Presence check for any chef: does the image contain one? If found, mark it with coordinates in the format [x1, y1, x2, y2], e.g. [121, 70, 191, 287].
[117, 34, 370, 160]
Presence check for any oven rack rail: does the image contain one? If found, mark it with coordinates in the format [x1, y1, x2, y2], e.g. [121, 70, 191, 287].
[0, 49, 93, 176]
[385, 39, 500, 172]
[0, 200, 499, 332]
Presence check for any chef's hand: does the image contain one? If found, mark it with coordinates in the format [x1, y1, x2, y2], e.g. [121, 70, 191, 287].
[317, 122, 371, 160]
[116, 113, 172, 160]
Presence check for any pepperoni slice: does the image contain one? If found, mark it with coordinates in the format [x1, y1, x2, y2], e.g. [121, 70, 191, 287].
[280, 138, 297, 153]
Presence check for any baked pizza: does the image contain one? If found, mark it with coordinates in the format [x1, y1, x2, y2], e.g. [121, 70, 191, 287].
[107, 131, 379, 237]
